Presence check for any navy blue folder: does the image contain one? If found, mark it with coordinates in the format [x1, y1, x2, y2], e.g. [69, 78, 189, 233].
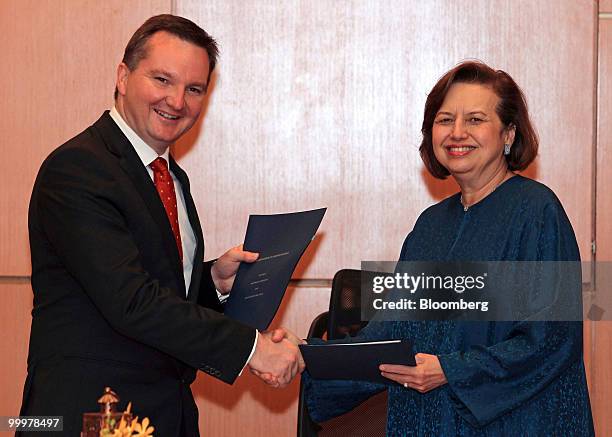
[224, 208, 326, 330]
[299, 339, 415, 384]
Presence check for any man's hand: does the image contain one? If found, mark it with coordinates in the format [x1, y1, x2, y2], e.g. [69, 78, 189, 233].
[379, 353, 447, 393]
[248, 330, 304, 388]
[211, 244, 258, 293]
[269, 327, 306, 346]
[270, 327, 305, 370]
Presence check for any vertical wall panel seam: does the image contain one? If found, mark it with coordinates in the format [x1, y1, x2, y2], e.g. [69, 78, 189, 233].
[591, 5, 601, 393]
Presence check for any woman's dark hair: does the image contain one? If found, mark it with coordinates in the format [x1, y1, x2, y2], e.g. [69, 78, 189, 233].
[419, 61, 539, 179]
[114, 14, 218, 99]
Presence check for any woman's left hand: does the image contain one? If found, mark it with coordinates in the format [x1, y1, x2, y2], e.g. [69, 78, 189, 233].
[380, 353, 447, 393]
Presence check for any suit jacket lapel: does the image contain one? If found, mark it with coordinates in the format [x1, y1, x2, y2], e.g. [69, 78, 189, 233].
[170, 157, 204, 302]
[91, 112, 185, 295]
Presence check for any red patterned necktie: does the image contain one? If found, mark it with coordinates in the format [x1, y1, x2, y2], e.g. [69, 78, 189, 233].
[150, 157, 183, 261]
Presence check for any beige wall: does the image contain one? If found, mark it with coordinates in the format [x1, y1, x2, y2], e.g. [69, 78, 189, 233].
[0, 282, 32, 419]
[0, 1, 610, 436]
[177, 0, 595, 277]
[0, 0, 171, 276]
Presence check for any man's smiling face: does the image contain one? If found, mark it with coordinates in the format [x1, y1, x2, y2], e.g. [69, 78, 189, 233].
[115, 31, 210, 154]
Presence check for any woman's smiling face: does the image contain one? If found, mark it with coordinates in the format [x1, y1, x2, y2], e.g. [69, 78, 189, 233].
[432, 82, 515, 184]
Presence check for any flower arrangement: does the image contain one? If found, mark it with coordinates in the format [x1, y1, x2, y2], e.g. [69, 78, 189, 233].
[99, 402, 154, 437]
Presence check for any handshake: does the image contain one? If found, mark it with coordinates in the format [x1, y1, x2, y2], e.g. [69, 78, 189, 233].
[213, 246, 306, 387]
[247, 327, 306, 388]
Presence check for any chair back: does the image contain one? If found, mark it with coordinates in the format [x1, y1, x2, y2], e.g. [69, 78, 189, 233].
[327, 269, 379, 339]
[297, 269, 388, 437]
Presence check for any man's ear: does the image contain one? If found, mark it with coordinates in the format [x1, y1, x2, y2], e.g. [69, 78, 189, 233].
[504, 123, 516, 146]
[116, 62, 130, 97]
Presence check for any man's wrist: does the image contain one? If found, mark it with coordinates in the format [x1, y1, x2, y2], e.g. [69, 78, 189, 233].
[239, 330, 258, 375]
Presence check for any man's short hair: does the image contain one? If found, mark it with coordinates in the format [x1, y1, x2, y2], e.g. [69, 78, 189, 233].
[114, 14, 219, 99]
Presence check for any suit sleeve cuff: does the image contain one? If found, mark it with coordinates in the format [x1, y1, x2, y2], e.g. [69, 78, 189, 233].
[217, 289, 230, 303]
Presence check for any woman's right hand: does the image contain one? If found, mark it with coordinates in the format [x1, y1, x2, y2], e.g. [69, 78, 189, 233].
[380, 353, 447, 393]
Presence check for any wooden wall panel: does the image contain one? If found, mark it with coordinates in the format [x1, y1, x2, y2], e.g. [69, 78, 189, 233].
[193, 285, 330, 436]
[601, 0, 612, 12]
[0, 0, 170, 276]
[0, 282, 33, 424]
[598, 24, 612, 260]
[592, 18, 612, 437]
[175, 0, 595, 278]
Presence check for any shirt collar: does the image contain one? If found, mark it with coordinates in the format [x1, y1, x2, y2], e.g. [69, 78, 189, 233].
[109, 106, 170, 166]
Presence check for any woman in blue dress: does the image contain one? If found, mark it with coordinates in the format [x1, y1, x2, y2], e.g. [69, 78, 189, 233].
[303, 61, 594, 436]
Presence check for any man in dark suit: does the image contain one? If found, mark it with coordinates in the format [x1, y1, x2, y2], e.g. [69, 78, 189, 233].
[20, 14, 302, 437]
